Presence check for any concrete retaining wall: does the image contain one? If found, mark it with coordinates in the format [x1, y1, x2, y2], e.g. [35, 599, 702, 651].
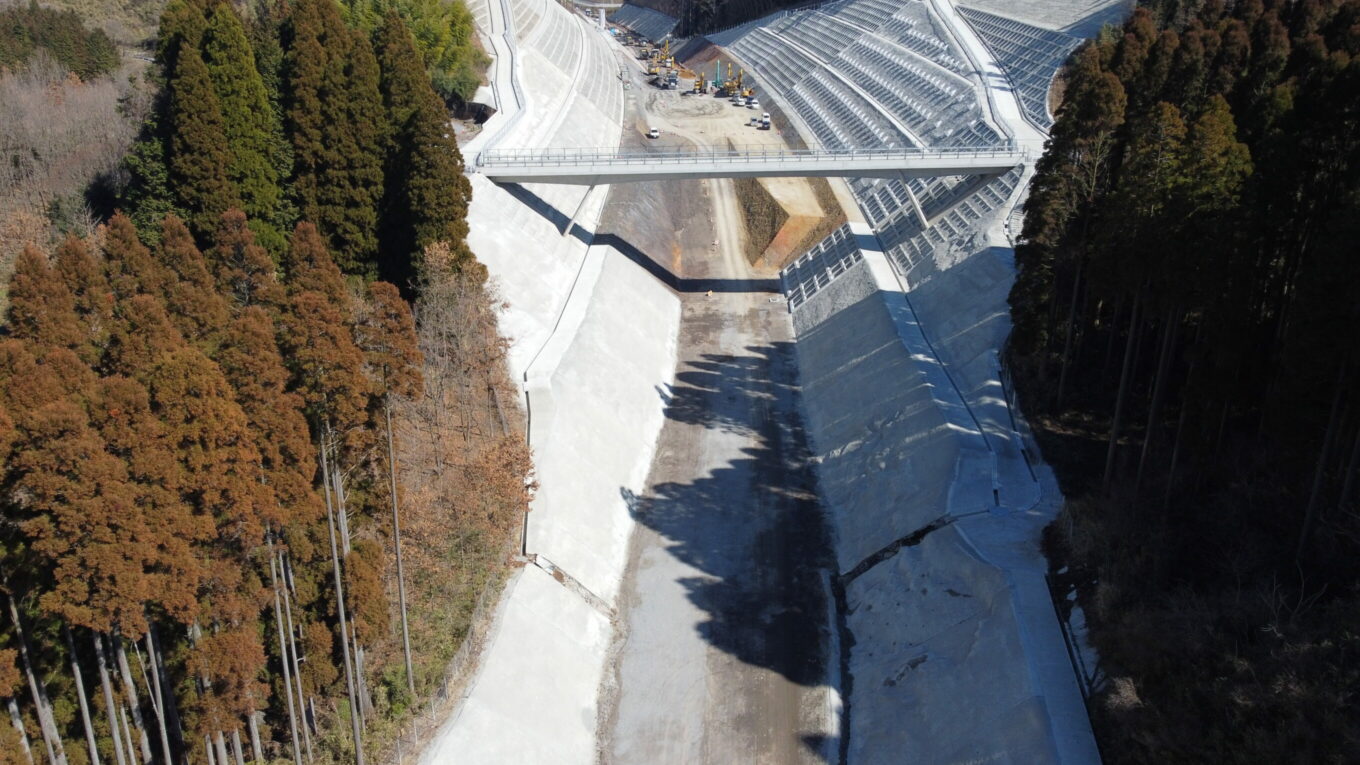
[422, 1, 680, 761]
[791, 227, 1099, 763]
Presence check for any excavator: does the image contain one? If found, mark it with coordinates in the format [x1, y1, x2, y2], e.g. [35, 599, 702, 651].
[722, 64, 752, 100]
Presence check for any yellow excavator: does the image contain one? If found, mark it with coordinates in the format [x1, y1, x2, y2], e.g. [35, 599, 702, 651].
[722, 65, 746, 98]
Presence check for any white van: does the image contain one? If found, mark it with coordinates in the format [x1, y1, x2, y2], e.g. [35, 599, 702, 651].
[647, 127, 660, 139]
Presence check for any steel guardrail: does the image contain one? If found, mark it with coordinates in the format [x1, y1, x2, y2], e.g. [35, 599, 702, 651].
[477, 144, 1029, 168]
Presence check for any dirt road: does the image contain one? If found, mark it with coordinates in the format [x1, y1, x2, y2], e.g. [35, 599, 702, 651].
[598, 44, 838, 765]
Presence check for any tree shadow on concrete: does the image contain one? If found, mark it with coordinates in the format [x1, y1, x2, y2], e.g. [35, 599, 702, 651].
[618, 342, 839, 761]
[499, 182, 780, 293]
[1061, 0, 1133, 38]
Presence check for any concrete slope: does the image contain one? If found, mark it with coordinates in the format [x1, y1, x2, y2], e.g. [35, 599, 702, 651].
[422, 0, 680, 762]
[791, 233, 1099, 763]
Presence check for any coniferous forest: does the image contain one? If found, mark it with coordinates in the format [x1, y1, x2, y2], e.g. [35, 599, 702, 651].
[1010, 0, 1360, 760]
[1, 1, 532, 764]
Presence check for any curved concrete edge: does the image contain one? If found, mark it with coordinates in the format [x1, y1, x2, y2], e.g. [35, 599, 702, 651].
[524, 247, 681, 606]
[522, 242, 609, 455]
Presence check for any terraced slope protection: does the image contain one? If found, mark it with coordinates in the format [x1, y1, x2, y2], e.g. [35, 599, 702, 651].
[720, 0, 1105, 760]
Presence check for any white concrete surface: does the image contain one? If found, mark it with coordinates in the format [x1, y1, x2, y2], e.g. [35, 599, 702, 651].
[754, 1, 1099, 761]
[421, 566, 611, 764]
[525, 245, 680, 605]
[422, 0, 679, 761]
[958, 0, 1132, 36]
[792, 236, 1099, 763]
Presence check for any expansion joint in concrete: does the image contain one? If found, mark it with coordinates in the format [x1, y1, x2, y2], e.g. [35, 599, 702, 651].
[523, 553, 616, 619]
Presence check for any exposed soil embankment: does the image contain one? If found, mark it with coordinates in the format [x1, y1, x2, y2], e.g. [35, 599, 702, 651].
[733, 175, 787, 264]
[675, 42, 846, 268]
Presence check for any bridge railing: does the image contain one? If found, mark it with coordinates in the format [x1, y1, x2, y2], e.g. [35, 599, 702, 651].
[477, 143, 1028, 167]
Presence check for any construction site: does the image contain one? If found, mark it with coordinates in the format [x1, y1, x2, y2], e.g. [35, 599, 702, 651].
[421, 0, 1131, 762]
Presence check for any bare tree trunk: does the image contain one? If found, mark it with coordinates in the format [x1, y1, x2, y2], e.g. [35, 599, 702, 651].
[6, 591, 67, 765]
[1055, 257, 1084, 410]
[279, 554, 314, 762]
[248, 714, 263, 764]
[63, 624, 100, 765]
[136, 631, 174, 765]
[214, 729, 229, 765]
[7, 696, 34, 765]
[1101, 295, 1124, 379]
[327, 433, 352, 556]
[1103, 290, 1143, 493]
[93, 633, 129, 765]
[268, 546, 304, 765]
[146, 621, 184, 763]
[321, 433, 365, 765]
[1337, 422, 1360, 513]
[205, 737, 217, 765]
[114, 633, 154, 765]
[1297, 363, 1348, 562]
[230, 729, 246, 765]
[118, 702, 138, 765]
[1164, 385, 1191, 513]
[386, 399, 417, 697]
[353, 641, 370, 723]
[1135, 306, 1180, 498]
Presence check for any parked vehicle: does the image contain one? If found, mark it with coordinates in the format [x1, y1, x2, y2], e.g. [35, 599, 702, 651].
[647, 127, 660, 139]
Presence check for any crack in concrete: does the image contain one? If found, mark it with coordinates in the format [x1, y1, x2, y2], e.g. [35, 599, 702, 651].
[837, 510, 987, 586]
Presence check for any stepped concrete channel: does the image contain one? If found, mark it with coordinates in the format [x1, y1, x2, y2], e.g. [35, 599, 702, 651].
[422, 0, 1113, 762]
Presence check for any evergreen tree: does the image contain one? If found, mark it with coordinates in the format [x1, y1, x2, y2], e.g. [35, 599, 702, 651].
[202, 3, 286, 252]
[376, 11, 471, 287]
[120, 116, 180, 246]
[208, 210, 288, 311]
[6, 247, 87, 355]
[158, 215, 233, 344]
[317, 27, 384, 277]
[282, 0, 334, 231]
[168, 44, 241, 240]
[156, 0, 207, 74]
[285, 0, 384, 276]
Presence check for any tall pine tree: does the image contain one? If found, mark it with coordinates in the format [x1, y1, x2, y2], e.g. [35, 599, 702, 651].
[168, 43, 241, 240]
[202, 4, 286, 252]
[376, 11, 470, 288]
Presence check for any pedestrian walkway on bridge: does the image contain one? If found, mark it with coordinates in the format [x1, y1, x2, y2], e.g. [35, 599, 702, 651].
[473, 144, 1029, 185]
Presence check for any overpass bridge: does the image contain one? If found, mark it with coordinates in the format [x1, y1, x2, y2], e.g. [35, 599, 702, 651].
[474, 145, 1029, 185]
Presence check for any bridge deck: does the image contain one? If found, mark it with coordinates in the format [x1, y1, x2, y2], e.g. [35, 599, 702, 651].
[474, 145, 1028, 185]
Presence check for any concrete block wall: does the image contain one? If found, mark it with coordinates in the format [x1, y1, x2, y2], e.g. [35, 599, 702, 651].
[790, 228, 1099, 763]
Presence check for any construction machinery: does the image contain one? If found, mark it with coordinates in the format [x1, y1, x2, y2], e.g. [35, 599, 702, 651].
[720, 63, 746, 98]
